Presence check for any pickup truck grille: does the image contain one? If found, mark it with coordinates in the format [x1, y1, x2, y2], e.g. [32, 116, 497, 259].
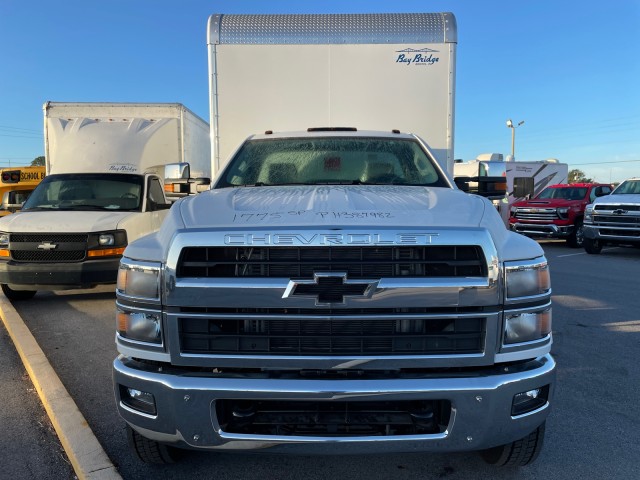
[177, 246, 487, 278]
[513, 207, 558, 221]
[178, 315, 485, 356]
[591, 205, 640, 237]
[8, 233, 88, 263]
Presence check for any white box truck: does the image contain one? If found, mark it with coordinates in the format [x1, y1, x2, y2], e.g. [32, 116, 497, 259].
[114, 13, 555, 467]
[0, 102, 211, 300]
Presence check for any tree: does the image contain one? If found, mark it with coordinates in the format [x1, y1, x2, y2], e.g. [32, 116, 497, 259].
[568, 169, 592, 184]
[31, 156, 45, 166]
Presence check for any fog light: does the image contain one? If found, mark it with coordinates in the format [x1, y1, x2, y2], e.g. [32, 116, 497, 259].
[120, 385, 157, 415]
[512, 385, 549, 416]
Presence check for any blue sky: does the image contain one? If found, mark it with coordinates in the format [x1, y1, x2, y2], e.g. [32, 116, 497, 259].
[1, 0, 638, 183]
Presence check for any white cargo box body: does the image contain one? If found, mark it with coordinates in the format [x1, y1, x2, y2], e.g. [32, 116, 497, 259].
[208, 13, 457, 175]
[44, 102, 210, 178]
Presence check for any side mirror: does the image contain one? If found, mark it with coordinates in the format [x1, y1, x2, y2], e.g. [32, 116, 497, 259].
[454, 176, 470, 192]
[164, 163, 190, 180]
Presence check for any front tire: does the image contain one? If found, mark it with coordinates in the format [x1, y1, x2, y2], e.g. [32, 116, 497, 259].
[1, 284, 37, 301]
[480, 422, 546, 467]
[566, 220, 584, 248]
[127, 425, 180, 464]
[583, 237, 603, 254]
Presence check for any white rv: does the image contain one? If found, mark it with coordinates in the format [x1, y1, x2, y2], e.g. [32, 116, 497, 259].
[0, 102, 211, 300]
[455, 155, 568, 224]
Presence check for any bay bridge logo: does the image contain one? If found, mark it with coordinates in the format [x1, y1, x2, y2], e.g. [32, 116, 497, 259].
[396, 48, 440, 66]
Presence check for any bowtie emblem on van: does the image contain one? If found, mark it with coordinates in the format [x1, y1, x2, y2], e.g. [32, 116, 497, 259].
[612, 209, 627, 215]
[37, 242, 58, 250]
[283, 272, 378, 306]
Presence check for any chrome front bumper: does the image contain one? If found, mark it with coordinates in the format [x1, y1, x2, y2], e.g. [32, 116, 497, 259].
[113, 354, 555, 455]
[511, 222, 572, 238]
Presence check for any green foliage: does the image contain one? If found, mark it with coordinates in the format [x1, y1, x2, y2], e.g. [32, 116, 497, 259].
[31, 156, 45, 166]
[568, 169, 592, 184]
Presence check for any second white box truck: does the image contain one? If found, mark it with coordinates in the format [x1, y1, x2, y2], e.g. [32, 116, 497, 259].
[0, 102, 211, 300]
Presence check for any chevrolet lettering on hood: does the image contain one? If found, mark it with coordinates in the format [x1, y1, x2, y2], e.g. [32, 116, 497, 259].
[224, 232, 440, 246]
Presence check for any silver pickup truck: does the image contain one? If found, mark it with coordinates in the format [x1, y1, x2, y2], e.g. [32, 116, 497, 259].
[583, 177, 640, 254]
[113, 129, 555, 466]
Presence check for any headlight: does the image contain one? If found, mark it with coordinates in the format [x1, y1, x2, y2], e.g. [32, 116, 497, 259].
[117, 259, 161, 300]
[557, 207, 569, 219]
[117, 309, 161, 344]
[0, 232, 9, 247]
[505, 258, 550, 300]
[99, 234, 115, 246]
[584, 204, 593, 222]
[505, 309, 552, 344]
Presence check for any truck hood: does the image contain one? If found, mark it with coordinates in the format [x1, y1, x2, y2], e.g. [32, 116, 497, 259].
[127, 185, 541, 264]
[176, 185, 486, 229]
[0, 210, 137, 233]
[592, 193, 640, 206]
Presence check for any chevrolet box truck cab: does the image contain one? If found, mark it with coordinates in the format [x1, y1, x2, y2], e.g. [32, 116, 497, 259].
[113, 13, 555, 467]
[0, 102, 211, 300]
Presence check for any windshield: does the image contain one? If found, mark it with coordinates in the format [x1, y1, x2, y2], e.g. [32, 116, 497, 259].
[22, 173, 143, 211]
[214, 137, 449, 188]
[612, 180, 640, 195]
[536, 187, 587, 200]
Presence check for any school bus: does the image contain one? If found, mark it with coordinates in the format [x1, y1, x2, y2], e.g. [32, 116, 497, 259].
[0, 166, 46, 217]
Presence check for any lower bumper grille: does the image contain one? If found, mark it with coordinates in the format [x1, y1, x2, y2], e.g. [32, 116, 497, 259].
[179, 316, 485, 356]
[216, 399, 451, 436]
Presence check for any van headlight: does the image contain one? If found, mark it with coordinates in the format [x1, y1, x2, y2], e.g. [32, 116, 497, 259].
[117, 259, 161, 300]
[505, 258, 550, 300]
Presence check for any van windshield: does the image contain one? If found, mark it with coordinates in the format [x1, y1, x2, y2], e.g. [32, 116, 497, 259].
[215, 137, 449, 188]
[22, 173, 144, 211]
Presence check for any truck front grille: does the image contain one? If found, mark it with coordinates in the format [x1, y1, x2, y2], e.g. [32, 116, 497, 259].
[9, 234, 88, 263]
[514, 208, 558, 221]
[177, 246, 487, 278]
[591, 206, 640, 238]
[178, 315, 485, 356]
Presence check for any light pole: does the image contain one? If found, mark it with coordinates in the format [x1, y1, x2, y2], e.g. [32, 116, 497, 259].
[506, 119, 524, 160]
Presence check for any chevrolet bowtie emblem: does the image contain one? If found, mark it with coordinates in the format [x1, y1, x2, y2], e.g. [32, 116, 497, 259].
[37, 242, 58, 250]
[612, 209, 627, 215]
[283, 272, 378, 306]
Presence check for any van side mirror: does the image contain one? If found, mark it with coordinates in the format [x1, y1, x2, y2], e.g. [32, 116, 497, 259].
[454, 176, 470, 192]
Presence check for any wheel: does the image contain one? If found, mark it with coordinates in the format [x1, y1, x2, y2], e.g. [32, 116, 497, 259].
[480, 422, 545, 467]
[126, 425, 180, 464]
[583, 237, 603, 254]
[1, 284, 37, 301]
[566, 220, 584, 248]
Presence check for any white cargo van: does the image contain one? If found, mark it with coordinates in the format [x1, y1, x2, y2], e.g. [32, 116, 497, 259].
[0, 102, 211, 300]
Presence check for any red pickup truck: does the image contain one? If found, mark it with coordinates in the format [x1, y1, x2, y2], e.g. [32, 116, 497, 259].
[509, 183, 612, 247]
